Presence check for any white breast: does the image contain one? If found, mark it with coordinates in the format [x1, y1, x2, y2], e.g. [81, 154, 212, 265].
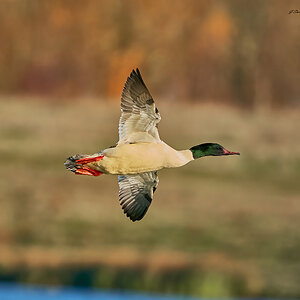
[95, 142, 193, 175]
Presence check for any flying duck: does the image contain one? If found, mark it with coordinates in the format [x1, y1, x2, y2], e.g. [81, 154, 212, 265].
[65, 69, 239, 222]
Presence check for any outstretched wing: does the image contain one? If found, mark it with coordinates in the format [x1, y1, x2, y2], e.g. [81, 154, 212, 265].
[118, 172, 159, 222]
[118, 69, 161, 144]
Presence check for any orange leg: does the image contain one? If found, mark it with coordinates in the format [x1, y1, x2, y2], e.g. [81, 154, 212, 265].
[74, 155, 104, 176]
[76, 155, 104, 165]
[75, 167, 102, 176]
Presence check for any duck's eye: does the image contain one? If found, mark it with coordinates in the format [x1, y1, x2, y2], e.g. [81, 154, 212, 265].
[155, 107, 159, 113]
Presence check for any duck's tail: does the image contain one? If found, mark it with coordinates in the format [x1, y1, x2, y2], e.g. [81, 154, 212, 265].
[64, 153, 104, 176]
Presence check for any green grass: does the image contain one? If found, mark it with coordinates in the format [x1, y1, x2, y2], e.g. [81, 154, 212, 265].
[0, 97, 299, 297]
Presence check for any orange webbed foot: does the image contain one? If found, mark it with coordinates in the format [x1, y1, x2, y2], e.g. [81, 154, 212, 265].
[76, 155, 104, 165]
[75, 167, 103, 176]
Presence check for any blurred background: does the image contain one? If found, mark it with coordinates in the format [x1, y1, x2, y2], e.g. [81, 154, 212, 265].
[0, 0, 300, 298]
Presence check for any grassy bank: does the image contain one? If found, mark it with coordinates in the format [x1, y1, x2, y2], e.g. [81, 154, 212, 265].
[0, 98, 299, 297]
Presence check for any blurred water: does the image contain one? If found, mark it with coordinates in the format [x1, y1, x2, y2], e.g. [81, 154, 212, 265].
[0, 283, 198, 300]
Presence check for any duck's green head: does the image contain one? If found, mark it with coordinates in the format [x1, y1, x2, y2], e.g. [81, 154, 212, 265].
[190, 143, 240, 159]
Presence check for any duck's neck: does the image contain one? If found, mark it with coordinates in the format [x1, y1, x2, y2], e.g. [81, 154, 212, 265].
[189, 148, 206, 159]
[176, 150, 194, 165]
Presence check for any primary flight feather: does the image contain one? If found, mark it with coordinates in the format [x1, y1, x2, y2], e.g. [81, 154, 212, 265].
[65, 69, 239, 222]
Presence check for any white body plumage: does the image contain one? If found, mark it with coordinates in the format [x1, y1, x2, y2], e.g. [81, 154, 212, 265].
[89, 142, 194, 175]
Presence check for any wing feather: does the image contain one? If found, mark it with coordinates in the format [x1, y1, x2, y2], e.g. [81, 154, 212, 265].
[118, 69, 161, 144]
[118, 172, 159, 222]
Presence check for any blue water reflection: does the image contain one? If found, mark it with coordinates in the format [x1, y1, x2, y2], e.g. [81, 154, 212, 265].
[0, 283, 198, 300]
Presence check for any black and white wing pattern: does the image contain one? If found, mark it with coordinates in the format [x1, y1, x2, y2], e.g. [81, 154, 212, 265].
[118, 69, 161, 144]
[118, 172, 159, 222]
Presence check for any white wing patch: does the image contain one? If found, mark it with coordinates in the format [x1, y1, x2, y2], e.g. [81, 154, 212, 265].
[118, 69, 161, 144]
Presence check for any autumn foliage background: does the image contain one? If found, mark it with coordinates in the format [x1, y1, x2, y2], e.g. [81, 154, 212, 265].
[1, 0, 300, 109]
[0, 0, 300, 299]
